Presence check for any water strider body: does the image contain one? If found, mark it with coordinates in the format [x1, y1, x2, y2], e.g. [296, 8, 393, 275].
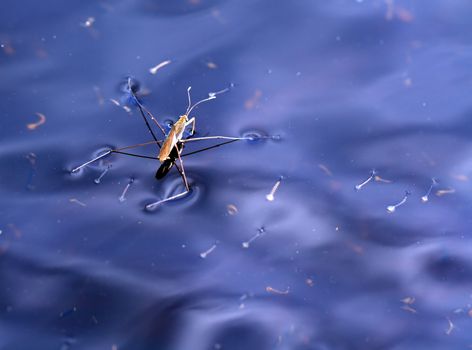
[158, 115, 193, 163]
[71, 80, 257, 210]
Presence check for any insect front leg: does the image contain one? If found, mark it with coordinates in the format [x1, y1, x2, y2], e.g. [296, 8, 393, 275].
[185, 117, 196, 136]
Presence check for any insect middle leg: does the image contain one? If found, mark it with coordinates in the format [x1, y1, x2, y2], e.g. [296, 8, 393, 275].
[185, 117, 196, 136]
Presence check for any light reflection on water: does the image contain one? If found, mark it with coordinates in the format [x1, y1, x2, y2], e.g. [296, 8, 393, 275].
[1, 0, 472, 349]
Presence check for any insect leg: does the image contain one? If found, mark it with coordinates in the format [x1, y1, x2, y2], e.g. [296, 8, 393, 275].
[145, 150, 190, 210]
[181, 136, 252, 143]
[127, 78, 167, 143]
[185, 117, 196, 136]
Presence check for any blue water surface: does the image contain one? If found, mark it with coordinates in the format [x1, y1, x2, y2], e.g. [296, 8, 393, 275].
[1, 1, 472, 349]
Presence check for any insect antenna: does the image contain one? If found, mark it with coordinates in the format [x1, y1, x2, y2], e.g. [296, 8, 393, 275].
[185, 85, 231, 116]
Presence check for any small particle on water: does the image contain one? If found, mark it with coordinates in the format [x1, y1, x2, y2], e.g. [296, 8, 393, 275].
[374, 175, 392, 183]
[318, 164, 332, 177]
[80, 17, 95, 28]
[266, 178, 282, 202]
[305, 278, 314, 287]
[112, 345, 118, 350]
[355, 169, 377, 191]
[110, 98, 120, 106]
[296, 71, 301, 76]
[200, 244, 217, 259]
[242, 228, 266, 248]
[206, 61, 218, 69]
[69, 198, 87, 207]
[181, 244, 186, 248]
[387, 190, 411, 213]
[94, 165, 111, 184]
[26, 112, 46, 130]
[436, 188, 455, 197]
[401, 296, 417, 313]
[226, 204, 238, 215]
[244, 90, 262, 110]
[266, 286, 289, 295]
[445, 317, 454, 335]
[149, 59, 172, 75]
[119, 177, 134, 202]
[401, 296, 415, 304]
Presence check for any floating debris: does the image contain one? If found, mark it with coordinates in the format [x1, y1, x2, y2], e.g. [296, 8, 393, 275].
[305, 278, 314, 287]
[1, 40, 15, 55]
[436, 188, 456, 197]
[347, 242, 364, 254]
[119, 178, 134, 202]
[374, 175, 392, 183]
[80, 17, 95, 28]
[266, 177, 282, 202]
[451, 174, 468, 182]
[445, 317, 454, 335]
[94, 164, 111, 184]
[226, 204, 238, 215]
[110, 98, 121, 107]
[109, 98, 132, 114]
[401, 296, 415, 304]
[242, 227, 265, 248]
[421, 178, 438, 203]
[266, 286, 289, 295]
[355, 169, 377, 191]
[206, 61, 218, 69]
[387, 191, 411, 213]
[401, 296, 417, 313]
[200, 244, 217, 259]
[149, 59, 171, 75]
[244, 90, 262, 110]
[26, 112, 46, 130]
[69, 198, 87, 207]
[318, 164, 332, 177]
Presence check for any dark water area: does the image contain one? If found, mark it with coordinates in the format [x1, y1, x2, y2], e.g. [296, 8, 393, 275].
[1, 0, 472, 349]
